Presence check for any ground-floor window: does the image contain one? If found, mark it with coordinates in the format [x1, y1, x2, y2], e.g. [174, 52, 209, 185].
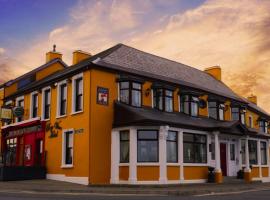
[137, 130, 158, 162]
[5, 138, 17, 166]
[260, 141, 267, 165]
[167, 131, 178, 163]
[183, 133, 207, 163]
[120, 130, 129, 163]
[62, 130, 74, 166]
[248, 140, 258, 165]
[230, 143, 236, 161]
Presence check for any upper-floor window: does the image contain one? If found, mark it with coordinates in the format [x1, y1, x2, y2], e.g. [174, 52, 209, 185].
[153, 88, 173, 112]
[259, 120, 268, 134]
[231, 106, 246, 124]
[208, 101, 225, 120]
[42, 87, 51, 120]
[72, 74, 83, 113]
[30, 92, 38, 118]
[57, 81, 67, 117]
[180, 95, 199, 117]
[16, 96, 24, 122]
[119, 81, 141, 107]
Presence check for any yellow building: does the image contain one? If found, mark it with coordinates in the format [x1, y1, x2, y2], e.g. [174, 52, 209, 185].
[0, 44, 270, 184]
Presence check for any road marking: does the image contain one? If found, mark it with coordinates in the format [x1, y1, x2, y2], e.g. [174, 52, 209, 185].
[195, 188, 270, 197]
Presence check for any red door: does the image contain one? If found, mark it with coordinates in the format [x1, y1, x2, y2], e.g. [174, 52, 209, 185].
[220, 143, 227, 176]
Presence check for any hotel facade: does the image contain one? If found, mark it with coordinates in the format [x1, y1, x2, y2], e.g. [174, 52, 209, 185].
[0, 44, 270, 185]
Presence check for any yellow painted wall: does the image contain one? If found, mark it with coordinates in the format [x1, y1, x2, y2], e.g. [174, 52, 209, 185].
[199, 95, 208, 117]
[137, 166, 159, 181]
[36, 62, 64, 81]
[119, 166, 129, 181]
[167, 166, 180, 180]
[262, 167, 269, 177]
[5, 83, 17, 98]
[245, 110, 260, 129]
[251, 167, 260, 178]
[89, 69, 118, 184]
[184, 166, 208, 180]
[224, 101, 231, 121]
[173, 89, 179, 112]
[142, 81, 152, 107]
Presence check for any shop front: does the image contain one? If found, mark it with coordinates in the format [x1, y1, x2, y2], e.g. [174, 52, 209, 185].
[0, 118, 46, 181]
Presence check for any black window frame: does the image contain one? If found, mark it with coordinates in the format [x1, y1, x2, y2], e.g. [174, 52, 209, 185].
[183, 133, 207, 163]
[120, 130, 130, 163]
[119, 81, 142, 107]
[137, 130, 159, 163]
[180, 94, 199, 117]
[75, 77, 83, 112]
[153, 88, 174, 112]
[59, 83, 67, 116]
[260, 141, 267, 165]
[167, 131, 178, 163]
[248, 140, 258, 165]
[17, 99, 24, 122]
[231, 106, 246, 124]
[44, 89, 51, 120]
[64, 131, 73, 165]
[31, 93, 38, 118]
[208, 101, 225, 120]
[259, 120, 268, 134]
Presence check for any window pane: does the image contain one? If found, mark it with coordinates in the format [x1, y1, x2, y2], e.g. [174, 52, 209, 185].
[131, 90, 141, 107]
[167, 131, 178, 163]
[165, 90, 173, 97]
[261, 142, 267, 165]
[165, 97, 173, 112]
[241, 140, 246, 164]
[132, 82, 141, 90]
[191, 102, 198, 117]
[120, 89, 129, 104]
[120, 82, 129, 89]
[209, 102, 217, 119]
[120, 131, 129, 163]
[248, 140, 257, 165]
[137, 130, 158, 162]
[232, 107, 239, 120]
[230, 144, 235, 161]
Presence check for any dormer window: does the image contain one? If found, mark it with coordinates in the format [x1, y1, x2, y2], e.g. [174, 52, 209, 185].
[208, 101, 225, 120]
[259, 120, 268, 134]
[119, 81, 142, 107]
[153, 88, 173, 112]
[231, 106, 246, 124]
[180, 95, 199, 117]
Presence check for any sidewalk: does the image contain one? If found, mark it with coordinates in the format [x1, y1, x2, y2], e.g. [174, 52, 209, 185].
[0, 179, 270, 196]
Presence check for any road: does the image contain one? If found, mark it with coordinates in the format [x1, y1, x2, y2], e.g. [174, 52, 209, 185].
[0, 189, 269, 200]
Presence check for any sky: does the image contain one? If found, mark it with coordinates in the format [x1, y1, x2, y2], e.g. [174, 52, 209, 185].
[0, 0, 270, 111]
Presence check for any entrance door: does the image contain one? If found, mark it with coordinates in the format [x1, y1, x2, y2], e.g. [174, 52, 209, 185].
[228, 142, 238, 176]
[220, 143, 227, 176]
[35, 139, 43, 166]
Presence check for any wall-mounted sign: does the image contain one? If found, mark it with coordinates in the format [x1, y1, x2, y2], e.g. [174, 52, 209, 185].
[13, 106, 24, 117]
[74, 128, 84, 134]
[6, 125, 42, 138]
[97, 87, 109, 105]
[0, 107, 13, 120]
[46, 121, 62, 138]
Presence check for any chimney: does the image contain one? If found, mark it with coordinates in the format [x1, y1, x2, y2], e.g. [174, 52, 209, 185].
[46, 44, 62, 63]
[204, 66, 221, 81]
[72, 50, 91, 65]
[247, 95, 257, 105]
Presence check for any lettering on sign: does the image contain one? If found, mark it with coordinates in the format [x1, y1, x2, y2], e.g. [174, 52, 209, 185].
[46, 121, 62, 138]
[97, 87, 109, 105]
[74, 128, 84, 134]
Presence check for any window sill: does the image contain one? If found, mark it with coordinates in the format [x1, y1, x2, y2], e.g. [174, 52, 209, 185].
[119, 163, 129, 166]
[183, 163, 208, 167]
[41, 118, 50, 122]
[61, 164, 73, 169]
[167, 163, 180, 166]
[71, 110, 83, 115]
[56, 115, 67, 119]
[137, 162, 159, 166]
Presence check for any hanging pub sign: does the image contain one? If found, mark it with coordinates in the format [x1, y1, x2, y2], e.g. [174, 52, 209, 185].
[97, 87, 109, 105]
[13, 106, 24, 117]
[0, 107, 13, 121]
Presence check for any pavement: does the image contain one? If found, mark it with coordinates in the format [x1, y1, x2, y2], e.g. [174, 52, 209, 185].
[0, 179, 270, 197]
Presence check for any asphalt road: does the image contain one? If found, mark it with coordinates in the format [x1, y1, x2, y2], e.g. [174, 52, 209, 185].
[0, 189, 270, 200]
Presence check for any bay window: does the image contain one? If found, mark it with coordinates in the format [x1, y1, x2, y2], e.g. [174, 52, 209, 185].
[260, 141, 267, 165]
[208, 101, 225, 120]
[120, 130, 129, 163]
[180, 95, 199, 117]
[119, 81, 142, 107]
[231, 106, 246, 124]
[167, 131, 178, 163]
[259, 120, 268, 134]
[137, 130, 158, 162]
[183, 133, 207, 163]
[153, 88, 173, 112]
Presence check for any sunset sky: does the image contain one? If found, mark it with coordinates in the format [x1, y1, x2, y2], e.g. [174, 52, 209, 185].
[0, 0, 270, 111]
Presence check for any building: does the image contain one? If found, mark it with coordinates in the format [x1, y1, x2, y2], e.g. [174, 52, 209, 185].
[0, 44, 270, 185]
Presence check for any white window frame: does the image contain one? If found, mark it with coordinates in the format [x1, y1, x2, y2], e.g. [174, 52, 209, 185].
[15, 96, 24, 122]
[41, 86, 51, 120]
[56, 80, 68, 118]
[71, 73, 83, 114]
[30, 91, 39, 119]
[61, 129, 74, 168]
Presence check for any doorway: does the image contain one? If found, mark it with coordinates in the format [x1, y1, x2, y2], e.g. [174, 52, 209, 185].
[220, 143, 227, 176]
